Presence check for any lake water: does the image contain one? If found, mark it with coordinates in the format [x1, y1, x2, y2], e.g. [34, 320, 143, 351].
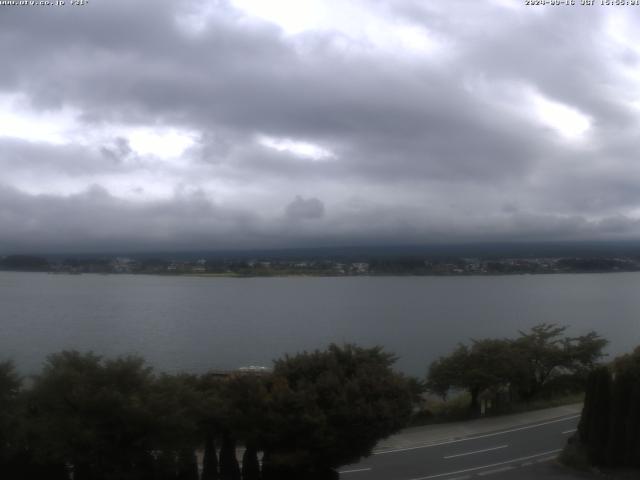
[1, 272, 639, 377]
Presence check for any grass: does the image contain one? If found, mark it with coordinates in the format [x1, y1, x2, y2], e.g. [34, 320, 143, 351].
[409, 391, 584, 427]
[502, 392, 584, 414]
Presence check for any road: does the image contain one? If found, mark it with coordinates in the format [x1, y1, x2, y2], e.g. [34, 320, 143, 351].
[339, 412, 580, 480]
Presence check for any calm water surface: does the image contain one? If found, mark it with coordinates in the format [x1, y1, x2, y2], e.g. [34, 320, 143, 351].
[1, 272, 639, 376]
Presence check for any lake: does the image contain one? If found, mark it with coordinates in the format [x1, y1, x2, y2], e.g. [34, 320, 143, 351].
[1, 271, 639, 377]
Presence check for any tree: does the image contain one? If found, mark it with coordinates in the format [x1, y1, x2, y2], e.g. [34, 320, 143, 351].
[612, 345, 640, 379]
[260, 344, 413, 478]
[427, 339, 515, 415]
[576, 346, 640, 469]
[426, 345, 467, 400]
[606, 368, 634, 466]
[427, 324, 608, 413]
[241, 445, 260, 480]
[1, 359, 69, 480]
[0, 361, 20, 448]
[578, 366, 611, 466]
[27, 351, 158, 480]
[201, 431, 220, 480]
[219, 431, 241, 480]
[0, 361, 22, 475]
[611, 346, 640, 467]
[0, 255, 49, 271]
[148, 373, 203, 453]
[512, 324, 607, 400]
[216, 373, 269, 480]
[197, 374, 226, 480]
[625, 381, 640, 467]
[176, 448, 199, 480]
[148, 372, 217, 480]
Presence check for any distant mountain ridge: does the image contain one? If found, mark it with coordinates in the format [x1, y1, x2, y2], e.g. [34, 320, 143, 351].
[8, 240, 640, 262]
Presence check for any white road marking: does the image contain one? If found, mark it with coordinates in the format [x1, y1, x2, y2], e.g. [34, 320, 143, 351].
[443, 445, 508, 459]
[534, 456, 557, 463]
[477, 466, 515, 476]
[562, 429, 577, 434]
[374, 415, 579, 455]
[339, 467, 372, 474]
[407, 448, 562, 480]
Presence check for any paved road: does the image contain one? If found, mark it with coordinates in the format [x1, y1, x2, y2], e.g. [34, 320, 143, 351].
[339, 412, 580, 480]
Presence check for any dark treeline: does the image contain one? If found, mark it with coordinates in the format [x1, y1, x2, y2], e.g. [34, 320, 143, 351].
[0, 344, 415, 480]
[0, 255, 50, 271]
[426, 324, 608, 416]
[576, 346, 640, 469]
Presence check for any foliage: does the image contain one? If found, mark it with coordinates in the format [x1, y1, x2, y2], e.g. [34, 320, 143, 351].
[26, 351, 159, 480]
[512, 324, 607, 399]
[577, 366, 611, 466]
[201, 432, 219, 480]
[260, 344, 414, 476]
[427, 339, 515, 415]
[426, 345, 467, 399]
[0, 344, 414, 479]
[426, 323, 607, 413]
[241, 445, 260, 480]
[148, 373, 203, 450]
[219, 431, 241, 480]
[0, 361, 21, 465]
[0, 255, 49, 271]
[577, 346, 640, 468]
[559, 436, 591, 471]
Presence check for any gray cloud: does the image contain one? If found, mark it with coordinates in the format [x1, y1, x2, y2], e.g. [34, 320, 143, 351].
[1, 0, 640, 251]
[1, 183, 637, 254]
[100, 137, 133, 165]
[0, 184, 261, 252]
[285, 196, 325, 221]
[0, 138, 128, 175]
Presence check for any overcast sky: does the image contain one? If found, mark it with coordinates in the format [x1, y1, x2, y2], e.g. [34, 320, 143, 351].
[2, 0, 640, 252]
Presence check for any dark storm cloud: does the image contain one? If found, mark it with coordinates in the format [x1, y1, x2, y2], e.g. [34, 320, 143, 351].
[1, 0, 640, 251]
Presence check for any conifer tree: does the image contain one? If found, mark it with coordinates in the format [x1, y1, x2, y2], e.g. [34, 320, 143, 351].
[202, 432, 219, 480]
[625, 383, 640, 467]
[156, 451, 179, 480]
[241, 444, 260, 480]
[579, 366, 611, 466]
[219, 432, 241, 480]
[606, 370, 633, 466]
[176, 448, 199, 480]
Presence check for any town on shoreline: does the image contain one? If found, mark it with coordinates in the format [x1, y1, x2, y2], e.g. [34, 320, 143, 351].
[3, 253, 640, 277]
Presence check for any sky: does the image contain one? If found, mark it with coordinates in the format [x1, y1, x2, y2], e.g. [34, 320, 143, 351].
[2, 0, 640, 253]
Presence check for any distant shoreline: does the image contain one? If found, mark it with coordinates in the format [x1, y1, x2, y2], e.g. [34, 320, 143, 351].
[2, 269, 640, 278]
[4, 253, 640, 277]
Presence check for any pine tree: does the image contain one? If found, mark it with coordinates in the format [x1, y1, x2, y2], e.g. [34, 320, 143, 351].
[156, 451, 178, 480]
[202, 432, 219, 480]
[219, 432, 241, 480]
[580, 366, 611, 466]
[176, 449, 199, 480]
[241, 444, 260, 480]
[606, 370, 633, 466]
[625, 382, 640, 467]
